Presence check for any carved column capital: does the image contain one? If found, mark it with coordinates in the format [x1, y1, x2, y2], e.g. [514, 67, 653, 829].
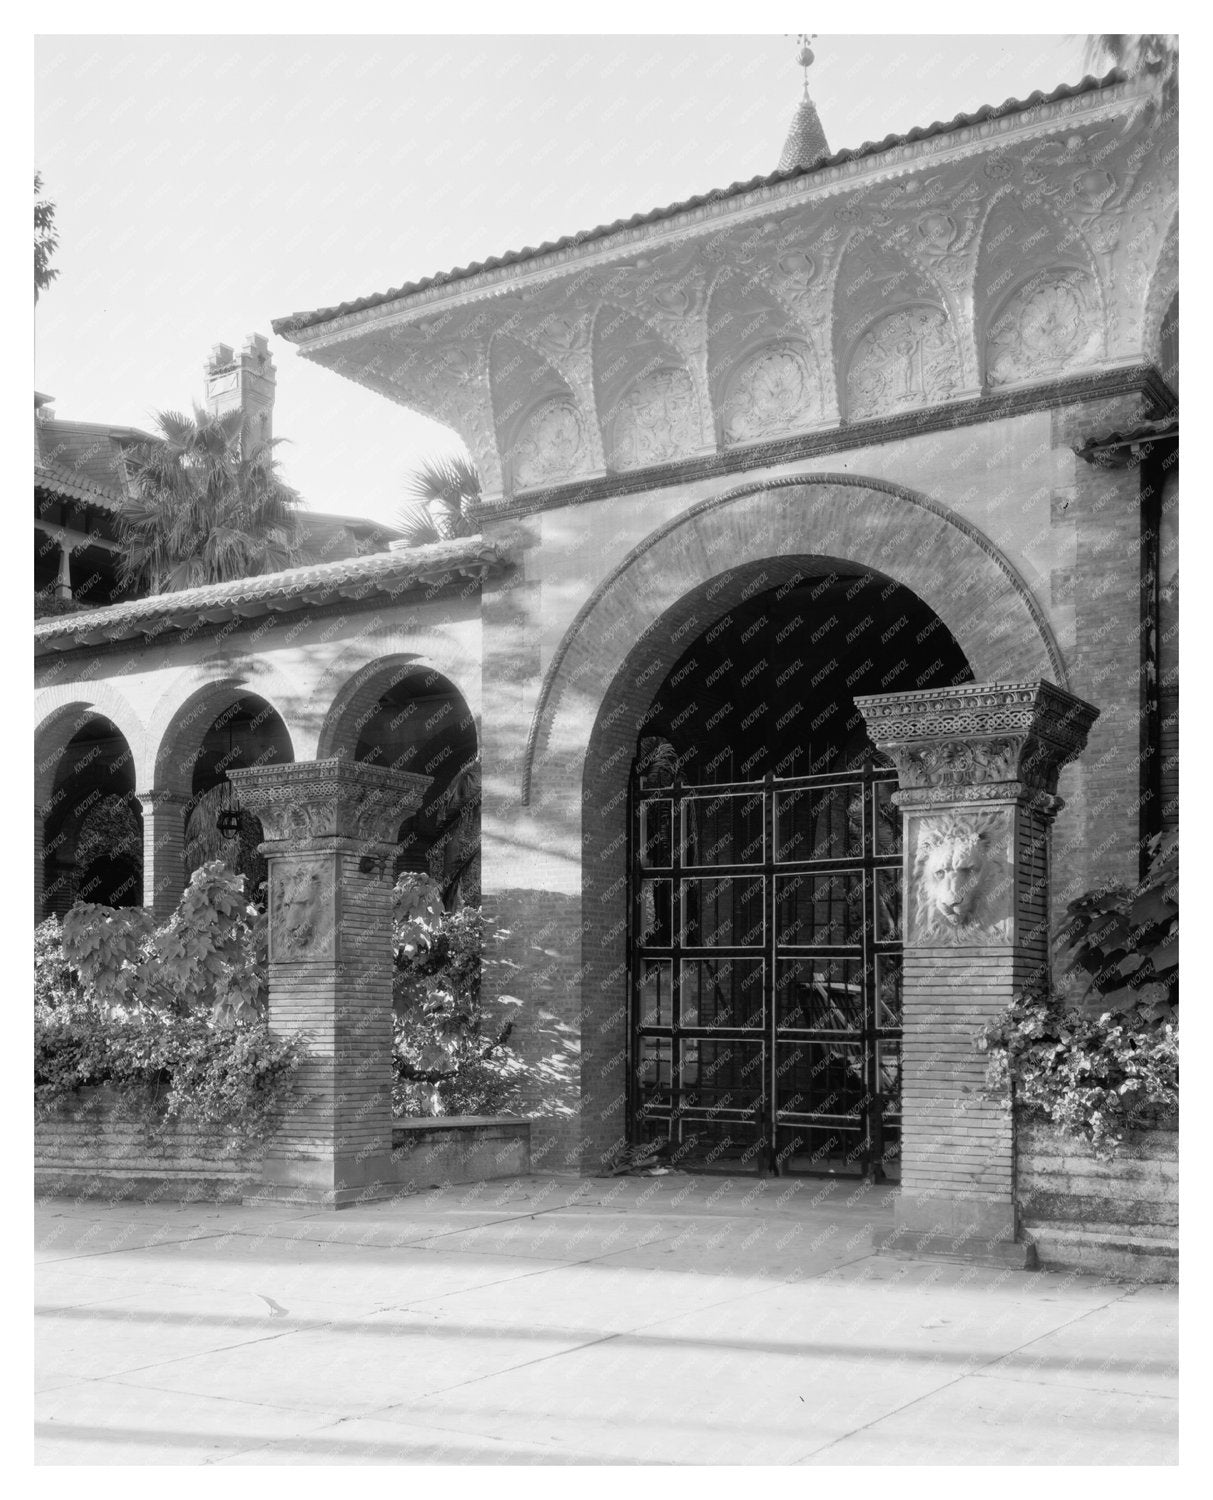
[856, 680, 1098, 953]
[135, 788, 189, 809]
[228, 759, 431, 854]
[856, 680, 1099, 802]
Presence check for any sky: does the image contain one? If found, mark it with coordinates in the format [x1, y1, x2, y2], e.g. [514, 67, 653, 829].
[34, 32, 1096, 526]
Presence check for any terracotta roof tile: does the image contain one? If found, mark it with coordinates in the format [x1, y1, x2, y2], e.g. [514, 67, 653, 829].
[274, 70, 1125, 336]
[33, 535, 510, 651]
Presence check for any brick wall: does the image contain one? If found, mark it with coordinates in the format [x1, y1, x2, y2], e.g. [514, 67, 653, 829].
[1017, 1120, 1178, 1281]
[35, 1088, 261, 1202]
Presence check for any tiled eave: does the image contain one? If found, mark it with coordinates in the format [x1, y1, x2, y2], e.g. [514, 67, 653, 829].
[35, 463, 126, 512]
[33, 536, 510, 655]
[274, 69, 1131, 341]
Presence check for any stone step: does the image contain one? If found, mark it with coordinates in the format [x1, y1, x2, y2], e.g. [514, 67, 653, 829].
[1025, 1221, 1178, 1283]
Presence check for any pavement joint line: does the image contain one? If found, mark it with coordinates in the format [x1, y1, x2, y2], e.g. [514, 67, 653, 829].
[35, 1229, 230, 1264]
[967, 1367, 1178, 1398]
[358, 1247, 884, 1415]
[786, 1281, 1144, 1463]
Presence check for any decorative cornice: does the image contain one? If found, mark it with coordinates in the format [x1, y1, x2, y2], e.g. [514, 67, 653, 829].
[471, 364, 1173, 524]
[856, 680, 1099, 796]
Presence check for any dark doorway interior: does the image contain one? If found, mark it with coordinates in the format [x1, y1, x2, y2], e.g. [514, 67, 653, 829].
[627, 566, 971, 1179]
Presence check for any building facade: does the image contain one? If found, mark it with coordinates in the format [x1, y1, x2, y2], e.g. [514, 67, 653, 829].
[36, 65, 1178, 1237]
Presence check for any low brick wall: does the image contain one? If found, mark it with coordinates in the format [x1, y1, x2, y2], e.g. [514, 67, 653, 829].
[391, 1116, 530, 1190]
[36, 1090, 532, 1202]
[34, 1088, 261, 1203]
[1017, 1119, 1178, 1282]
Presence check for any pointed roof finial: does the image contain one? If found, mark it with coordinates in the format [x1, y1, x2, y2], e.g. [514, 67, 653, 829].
[797, 32, 816, 95]
[779, 32, 830, 173]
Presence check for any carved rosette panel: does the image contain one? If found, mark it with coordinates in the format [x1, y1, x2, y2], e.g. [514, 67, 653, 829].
[722, 341, 818, 446]
[512, 396, 587, 489]
[986, 270, 1102, 387]
[846, 306, 962, 420]
[608, 367, 699, 470]
[270, 857, 336, 962]
[908, 807, 1014, 947]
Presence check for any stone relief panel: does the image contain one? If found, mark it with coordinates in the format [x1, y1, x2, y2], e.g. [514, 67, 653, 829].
[908, 808, 1013, 947]
[511, 396, 587, 489]
[845, 306, 962, 420]
[270, 857, 336, 962]
[986, 269, 1102, 388]
[721, 341, 818, 446]
[608, 367, 699, 471]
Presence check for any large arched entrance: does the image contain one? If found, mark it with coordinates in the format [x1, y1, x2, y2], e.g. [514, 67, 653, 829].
[624, 564, 972, 1178]
[506, 477, 1066, 1174]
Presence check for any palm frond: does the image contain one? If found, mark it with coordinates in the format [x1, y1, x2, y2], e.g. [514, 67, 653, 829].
[403, 453, 482, 509]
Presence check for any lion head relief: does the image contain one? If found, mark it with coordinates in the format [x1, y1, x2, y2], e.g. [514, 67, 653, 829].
[911, 809, 1012, 945]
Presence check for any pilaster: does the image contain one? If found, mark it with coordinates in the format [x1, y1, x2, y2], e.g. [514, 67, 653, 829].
[136, 789, 188, 922]
[857, 680, 1098, 1266]
[229, 759, 429, 1208]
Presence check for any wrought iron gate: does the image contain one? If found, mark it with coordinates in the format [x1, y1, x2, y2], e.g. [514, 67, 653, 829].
[628, 765, 903, 1177]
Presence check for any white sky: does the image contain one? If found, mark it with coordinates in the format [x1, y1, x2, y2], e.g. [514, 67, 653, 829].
[35, 32, 1095, 526]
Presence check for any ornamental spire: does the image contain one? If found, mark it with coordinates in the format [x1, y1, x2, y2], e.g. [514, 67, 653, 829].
[778, 33, 830, 173]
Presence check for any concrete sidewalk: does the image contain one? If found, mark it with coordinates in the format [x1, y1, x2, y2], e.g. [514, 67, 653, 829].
[35, 1174, 1177, 1465]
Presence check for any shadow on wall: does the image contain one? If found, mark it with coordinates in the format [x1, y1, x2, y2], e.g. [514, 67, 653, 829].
[485, 889, 582, 1168]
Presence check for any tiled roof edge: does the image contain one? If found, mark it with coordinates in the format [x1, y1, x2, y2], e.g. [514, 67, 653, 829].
[273, 69, 1128, 336]
[33, 535, 509, 647]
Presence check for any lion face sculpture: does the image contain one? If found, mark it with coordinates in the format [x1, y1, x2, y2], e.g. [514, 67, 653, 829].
[911, 811, 1011, 945]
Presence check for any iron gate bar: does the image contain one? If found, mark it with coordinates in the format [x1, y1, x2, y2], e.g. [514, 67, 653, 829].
[628, 761, 902, 1177]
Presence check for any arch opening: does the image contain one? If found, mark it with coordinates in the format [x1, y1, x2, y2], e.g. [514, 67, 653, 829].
[42, 713, 140, 916]
[347, 665, 480, 904]
[580, 556, 974, 1178]
[177, 692, 293, 907]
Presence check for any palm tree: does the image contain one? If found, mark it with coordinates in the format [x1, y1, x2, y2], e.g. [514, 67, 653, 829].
[397, 453, 480, 546]
[117, 406, 302, 593]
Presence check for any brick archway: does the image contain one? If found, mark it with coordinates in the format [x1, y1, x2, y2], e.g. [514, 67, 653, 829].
[150, 678, 296, 800]
[508, 476, 1068, 1172]
[522, 475, 1065, 808]
[35, 692, 146, 920]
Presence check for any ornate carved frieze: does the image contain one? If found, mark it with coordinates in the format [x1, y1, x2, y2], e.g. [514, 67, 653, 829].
[908, 807, 1013, 946]
[609, 367, 699, 470]
[512, 396, 588, 489]
[722, 340, 819, 445]
[986, 269, 1102, 387]
[228, 759, 430, 852]
[845, 305, 962, 420]
[856, 680, 1099, 798]
[278, 77, 1173, 499]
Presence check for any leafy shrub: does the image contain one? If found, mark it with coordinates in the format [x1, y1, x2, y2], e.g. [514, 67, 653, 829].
[391, 873, 522, 1117]
[978, 983, 1177, 1154]
[35, 865, 299, 1144]
[60, 860, 267, 1022]
[979, 833, 1179, 1153]
[1057, 830, 1177, 1023]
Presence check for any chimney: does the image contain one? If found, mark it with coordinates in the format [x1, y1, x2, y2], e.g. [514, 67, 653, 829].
[204, 333, 276, 456]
